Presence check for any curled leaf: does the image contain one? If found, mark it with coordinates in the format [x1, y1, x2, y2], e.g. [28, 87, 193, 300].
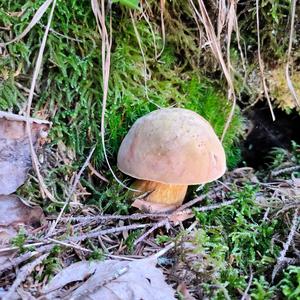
[0, 195, 44, 244]
[0, 113, 49, 194]
[43, 258, 175, 300]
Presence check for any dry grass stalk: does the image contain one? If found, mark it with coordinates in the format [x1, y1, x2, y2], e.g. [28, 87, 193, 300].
[130, 10, 150, 100]
[141, 6, 158, 60]
[285, 0, 300, 108]
[91, 0, 137, 191]
[157, 0, 166, 59]
[188, 0, 237, 142]
[24, 0, 57, 203]
[0, 0, 53, 47]
[130, 10, 161, 108]
[255, 0, 275, 121]
[217, 0, 226, 42]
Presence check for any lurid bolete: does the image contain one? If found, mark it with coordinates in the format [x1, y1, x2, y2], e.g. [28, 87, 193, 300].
[117, 108, 226, 210]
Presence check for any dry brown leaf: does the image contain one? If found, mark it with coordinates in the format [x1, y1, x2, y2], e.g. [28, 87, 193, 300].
[132, 198, 178, 213]
[0, 195, 44, 244]
[0, 115, 49, 194]
[43, 258, 176, 300]
[0, 195, 44, 266]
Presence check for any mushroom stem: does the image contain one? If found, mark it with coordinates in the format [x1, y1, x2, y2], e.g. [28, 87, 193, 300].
[132, 180, 188, 206]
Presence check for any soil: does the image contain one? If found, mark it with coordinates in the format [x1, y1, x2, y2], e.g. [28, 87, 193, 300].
[241, 102, 300, 169]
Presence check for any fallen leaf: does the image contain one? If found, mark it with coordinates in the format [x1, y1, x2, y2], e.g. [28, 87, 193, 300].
[132, 198, 178, 213]
[0, 195, 44, 244]
[0, 113, 49, 194]
[43, 258, 176, 300]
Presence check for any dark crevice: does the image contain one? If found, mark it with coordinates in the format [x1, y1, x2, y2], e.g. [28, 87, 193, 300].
[240, 101, 300, 169]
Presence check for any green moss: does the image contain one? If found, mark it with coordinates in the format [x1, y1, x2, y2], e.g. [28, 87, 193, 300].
[0, 1, 244, 210]
[279, 266, 300, 300]
[192, 184, 281, 299]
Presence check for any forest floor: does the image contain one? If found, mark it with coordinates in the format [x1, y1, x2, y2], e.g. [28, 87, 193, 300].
[0, 0, 300, 299]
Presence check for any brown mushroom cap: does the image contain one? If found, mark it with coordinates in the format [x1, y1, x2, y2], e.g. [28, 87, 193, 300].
[117, 108, 226, 185]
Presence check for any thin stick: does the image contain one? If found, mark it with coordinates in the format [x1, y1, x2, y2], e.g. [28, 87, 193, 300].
[272, 208, 299, 281]
[193, 199, 236, 212]
[55, 212, 169, 222]
[134, 219, 169, 246]
[0, 245, 53, 274]
[0, 242, 45, 253]
[271, 165, 300, 177]
[47, 238, 92, 253]
[67, 223, 152, 243]
[177, 185, 224, 211]
[0, 111, 50, 124]
[241, 267, 253, 300]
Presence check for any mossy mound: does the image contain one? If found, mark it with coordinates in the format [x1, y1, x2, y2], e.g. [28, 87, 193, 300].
[0, 1, 244, 208]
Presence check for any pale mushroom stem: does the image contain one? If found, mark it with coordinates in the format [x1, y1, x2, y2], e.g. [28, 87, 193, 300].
[132, 180, 188, 206]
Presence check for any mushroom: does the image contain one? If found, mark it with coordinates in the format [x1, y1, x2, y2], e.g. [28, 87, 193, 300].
[117, 108, 226, 210]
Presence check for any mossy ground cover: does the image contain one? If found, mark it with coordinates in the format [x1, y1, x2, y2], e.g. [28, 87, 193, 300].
[0, 0, 299, 299]
[0, 0, 243, 209]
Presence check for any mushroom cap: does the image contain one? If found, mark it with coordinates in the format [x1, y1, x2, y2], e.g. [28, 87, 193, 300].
[117, 108, 226, 185]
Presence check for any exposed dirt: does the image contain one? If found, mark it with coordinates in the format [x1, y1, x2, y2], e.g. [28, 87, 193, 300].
[241, 102, 300, 169]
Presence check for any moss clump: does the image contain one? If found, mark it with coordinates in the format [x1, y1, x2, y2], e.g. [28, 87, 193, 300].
[268, 66, 300, 112]
[0, 1, 244, 210]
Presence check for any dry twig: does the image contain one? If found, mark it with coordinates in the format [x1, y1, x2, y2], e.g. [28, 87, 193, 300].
[272, 208, 299, 281]
[271, 165, 300, 177]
